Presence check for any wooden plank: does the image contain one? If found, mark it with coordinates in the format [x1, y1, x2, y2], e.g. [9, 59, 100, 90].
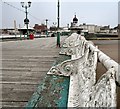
[2, 90, 34, 102]
[1, 101, 27, 107]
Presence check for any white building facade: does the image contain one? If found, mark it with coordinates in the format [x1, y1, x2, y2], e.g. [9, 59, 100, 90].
[79, 24, 101, 33]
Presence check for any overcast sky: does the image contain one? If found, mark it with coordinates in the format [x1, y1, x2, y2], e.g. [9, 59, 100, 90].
[0, 0, 119, 29]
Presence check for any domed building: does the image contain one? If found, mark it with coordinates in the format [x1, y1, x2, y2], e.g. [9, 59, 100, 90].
[71, 14, 78, 27]
[73, 15, 78, 24]
[70, 14, 83, 33]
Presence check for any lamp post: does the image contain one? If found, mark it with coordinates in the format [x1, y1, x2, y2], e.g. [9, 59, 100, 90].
[45, 19, 48, 37]
[57, 0, 60, 47]
[57, 0, 60, 29]
[21, 1, 31, 38]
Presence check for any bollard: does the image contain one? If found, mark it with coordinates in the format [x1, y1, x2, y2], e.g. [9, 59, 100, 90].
[57, 31, 60, 47]
[20, 33, 22, 40]
[46, 30, 48, 37]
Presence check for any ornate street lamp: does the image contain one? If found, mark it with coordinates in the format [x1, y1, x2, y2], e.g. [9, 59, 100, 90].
[21, 1, 31, 38]
[57, 0, 60, 47]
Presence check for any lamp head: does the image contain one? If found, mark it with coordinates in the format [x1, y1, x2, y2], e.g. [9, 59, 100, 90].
[28, 1, 31, 7]
[21, 2, 24, 7]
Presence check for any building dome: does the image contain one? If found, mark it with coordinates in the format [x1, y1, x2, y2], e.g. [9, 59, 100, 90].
[73, 15, 78, 23]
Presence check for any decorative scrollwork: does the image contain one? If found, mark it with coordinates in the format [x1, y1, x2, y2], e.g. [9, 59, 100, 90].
[59, 45, 79, 56]
[64, 64, 73, 72]
[62, 42, 68, 48]
[48, 47, 90, 76]
[69, 41, 74, 46]
[47, 61, 76, 76]
[68, 49, 72, 54]
[60, 33, 86, 56]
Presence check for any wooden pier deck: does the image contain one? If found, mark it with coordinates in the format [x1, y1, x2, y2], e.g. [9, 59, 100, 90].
[1, 36, 67, 107]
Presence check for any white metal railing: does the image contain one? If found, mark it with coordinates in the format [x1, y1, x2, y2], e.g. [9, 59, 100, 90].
[47, 33, 119, 107]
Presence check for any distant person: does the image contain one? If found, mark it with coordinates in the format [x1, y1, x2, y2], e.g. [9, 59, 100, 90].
[29, 32, 34, 40]
[77, 30, 81, 34]
[51, 33, 55, 37]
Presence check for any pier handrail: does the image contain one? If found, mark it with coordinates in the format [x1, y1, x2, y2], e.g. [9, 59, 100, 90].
[89, 42, 119, 84]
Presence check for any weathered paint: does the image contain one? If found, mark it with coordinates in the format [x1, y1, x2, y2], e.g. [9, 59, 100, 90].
[35, 75, 70, 107]
[57, 77, 70, 107]
[25, 55, 70, 108]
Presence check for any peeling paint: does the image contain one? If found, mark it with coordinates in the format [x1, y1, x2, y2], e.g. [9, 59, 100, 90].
[25, 55, 70, 108]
